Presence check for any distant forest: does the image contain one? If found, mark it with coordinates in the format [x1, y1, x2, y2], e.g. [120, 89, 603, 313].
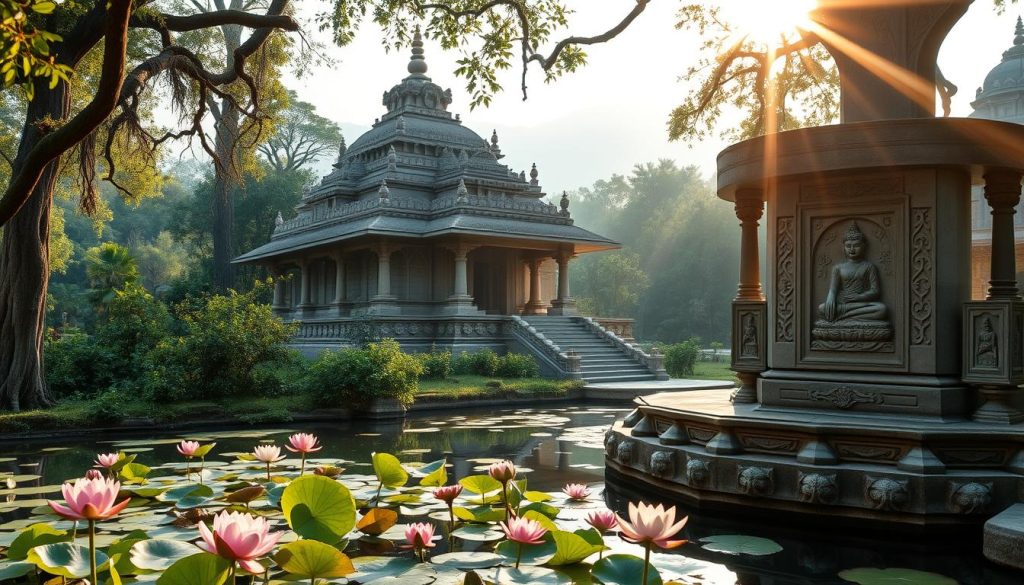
[569, 160, 739, 346]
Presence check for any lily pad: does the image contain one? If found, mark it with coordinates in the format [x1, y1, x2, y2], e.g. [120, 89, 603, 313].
[372, 452, 408, 489]
[431, 551, 504, 570]
[281, 475, 356, 544]
[484, 566, 572, 585]
[130, 539, 202, 571]
[27, 542, 110, 579]
[273, 539, 355, 579]
[451, 524, 504, 542]
[156, 552, 231, 585]
[699, 534, 783, 556]
[838, 568, 959, 585]
[592, 554, 662, 585]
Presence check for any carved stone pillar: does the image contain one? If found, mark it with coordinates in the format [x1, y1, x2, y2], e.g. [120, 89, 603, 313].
[445, 243, 481, 315]
[523, 256, 547, 315]
[964, 169, 1024, 424]
[271, 266, 287, 313]
[984, 169, 1022, 300]
[299, 260, 312, 307]
[370, 242, 399, 315]
[332, 251, 346, 307]
[548, 249, 577, 316]
[731, 188, 766, 403]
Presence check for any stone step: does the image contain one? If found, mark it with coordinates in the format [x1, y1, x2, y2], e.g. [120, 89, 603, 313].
[581, 367, 653, 376]
[583, 373, 658, 383]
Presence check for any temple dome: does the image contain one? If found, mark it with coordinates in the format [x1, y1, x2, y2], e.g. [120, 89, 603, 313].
[971, 17, 1024, 124]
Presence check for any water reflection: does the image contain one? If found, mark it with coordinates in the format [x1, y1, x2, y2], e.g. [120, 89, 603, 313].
[1, 405, 1019, 584]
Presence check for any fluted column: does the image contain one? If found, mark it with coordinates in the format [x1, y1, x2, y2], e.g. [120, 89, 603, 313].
[985, 169, 1023, 300]
[453, 248, 470, 298]
[735, 188, 765, 301]
[333, 252, 346, 305]
[548, 249, 577, 315]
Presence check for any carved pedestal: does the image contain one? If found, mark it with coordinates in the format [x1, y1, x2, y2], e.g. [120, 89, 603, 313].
[963, 301, 1024, 424]
[731, 301, 766, 403]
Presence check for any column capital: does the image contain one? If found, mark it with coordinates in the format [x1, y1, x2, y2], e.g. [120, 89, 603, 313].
[984, 169, 1023, 211]
[734, 187, 765, 222]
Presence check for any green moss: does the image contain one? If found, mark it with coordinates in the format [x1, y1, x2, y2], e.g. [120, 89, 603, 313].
[416, 375, 580, 400]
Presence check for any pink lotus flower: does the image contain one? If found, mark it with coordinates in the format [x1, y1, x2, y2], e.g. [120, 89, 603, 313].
[586, 509, 618, 532]
[48, 477, 130, 521]
[432, 484, 463, 504]
[615, 502, 688, 550]
[286, 433, 322, 454]
[197, 510, 282, 574]
[500, 516, 547, 545]
[177, 440, 200, 457]
[253, 445, 284, 463]
[488, 460, 516, 483]
[404, 522, 436, 549]
[85, 469, 103, 481]
[94, 453, 119, 469]
[562, 483, 591, 500]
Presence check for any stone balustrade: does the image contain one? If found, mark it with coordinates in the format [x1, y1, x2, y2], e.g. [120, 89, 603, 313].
[577, 317, 668, 380]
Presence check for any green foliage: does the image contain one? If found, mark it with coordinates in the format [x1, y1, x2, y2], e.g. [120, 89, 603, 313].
[304, 339, 423, 408]
[496, 353, 540, 379]
[664, 338, 702, 378]
[0, 0, 73, 100]
[96, 284, 172, 374]
[84, 242, 140, 313]
[83, 388, 132, 425]
[416, 345, 452, 380]
[574, 252, 648, 317]
[452, 349, 499, 377]
[143, 282, 296, 402]
[44, 332, 115, 399]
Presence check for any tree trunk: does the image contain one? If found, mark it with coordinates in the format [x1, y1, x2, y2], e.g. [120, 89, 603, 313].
[211, 15, 243, 292]
[0, 80, 70, 411]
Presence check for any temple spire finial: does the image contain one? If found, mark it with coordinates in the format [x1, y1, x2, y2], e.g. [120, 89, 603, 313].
[408, 27, 428, 76]
[1014, 16, 1024, 46]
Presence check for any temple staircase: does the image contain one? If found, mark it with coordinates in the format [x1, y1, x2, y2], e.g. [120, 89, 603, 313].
[520, 316, 660, 383]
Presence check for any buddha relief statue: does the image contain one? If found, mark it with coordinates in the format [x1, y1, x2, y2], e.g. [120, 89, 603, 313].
[812, 221, 893, 351]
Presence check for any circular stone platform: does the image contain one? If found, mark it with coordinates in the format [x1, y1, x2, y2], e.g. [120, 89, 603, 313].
[583, 379, 734, 401]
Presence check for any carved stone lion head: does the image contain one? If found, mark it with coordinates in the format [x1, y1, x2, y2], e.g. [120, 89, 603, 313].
[649, 451, 674, 478]
[866, 476, 909, 511]
[798, 472, 838, 505]
[685, 458, 709, 485]
[738, 466, 774, 496]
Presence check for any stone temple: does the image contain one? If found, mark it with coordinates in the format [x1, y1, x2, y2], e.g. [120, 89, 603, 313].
[234, 32, 667, 384]
[607, 0, 1024, 540]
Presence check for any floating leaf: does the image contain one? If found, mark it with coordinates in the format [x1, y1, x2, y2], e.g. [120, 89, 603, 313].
[430, 551, 504, 570]
[495, 533, 557, 566]
[0, 561, 33, 581]
[274, 540, 355, 579]
[699, 534, 782, 556]
[156, 553, 231, 585]
[7, 523, 69, 560]
[522, 510, 558, 532]
[372, 452, 408, 489]
[193, 443, 216, 458]
[281, 475, 356, 544]
[224, 485, 265, 504]
[459, 474, 501, 495]
[130, 539, 201, 571]
[27, 542, 109, 579]
[484, 565, 573, 584]
[357, 507, 399, 536]
[453, 505, 506, 523]
[419, 459, 448, 487]
[547, 529, 606, 566]
[592, 554, 662, 585]
[838, 568, 959, 585]
[451, 524, 504, 542]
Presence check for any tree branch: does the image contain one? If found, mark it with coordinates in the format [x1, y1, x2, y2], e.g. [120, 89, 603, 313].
[0, 0, 133, 227]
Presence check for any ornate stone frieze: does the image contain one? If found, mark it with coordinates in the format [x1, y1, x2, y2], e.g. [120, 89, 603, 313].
[649, 451, 675, 479]
[865, 476, 909, 511]
[776, 217, 795, 342]
[687, 427, 717, 443]
[799, 472, 839, 505]
[948, 482, 992, 514]
[739, 435, 799, 453]
[615, 440, 635, 465]
[909, 207, 933, 346]
[809, 386, 884, 409]
[685, 458, 710, 486]
[933, 449, 1006, 466]
[737, 466, 775, 496]
[836, 443, 901, 462]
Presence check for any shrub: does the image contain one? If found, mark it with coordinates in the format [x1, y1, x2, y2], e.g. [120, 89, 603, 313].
[305, 338, 423, 408]
[251, 351, 308, 397]
[451, 351, 475, 375]
[96, 284, 172, 375]
[44, 333, 116, 400]
[142, 281, 296, 401]
[83, 388, 130, 425]
[417, 346, 452, 380]
[496, 353, 540, 378]
[664, 338, 702, 377]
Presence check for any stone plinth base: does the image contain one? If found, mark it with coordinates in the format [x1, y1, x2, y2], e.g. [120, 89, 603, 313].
[361, 398, 408, 420]
[522, 301, 548, 316]
[547, 299, 578, 316]
[444, 296, 485, 316]
[368, 297, 401, 315]
[604, 390, 1023, 526]
[984, 504, 1024, 570]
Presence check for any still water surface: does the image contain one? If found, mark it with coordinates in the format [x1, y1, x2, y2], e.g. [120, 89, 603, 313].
[1, 404, 1019, 584]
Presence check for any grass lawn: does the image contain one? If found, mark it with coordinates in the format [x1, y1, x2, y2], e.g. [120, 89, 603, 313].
[416, 375, 582, 400]
[683, 360, 738, 382]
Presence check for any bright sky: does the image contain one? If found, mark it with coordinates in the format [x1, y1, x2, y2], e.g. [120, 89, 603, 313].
[277, 1, 1021, 197]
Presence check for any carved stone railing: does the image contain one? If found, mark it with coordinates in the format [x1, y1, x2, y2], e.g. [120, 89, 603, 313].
[592, 318, 635, 342]
[576, 317, 668, 380]
[506, 315, 582, 379]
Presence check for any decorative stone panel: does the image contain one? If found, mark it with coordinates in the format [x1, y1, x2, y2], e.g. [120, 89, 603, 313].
[962, 301, 1024, 386]
[732, 301, 767, 372]
[615, 440, 635, 465]
[685, 458, 710, 487]
[865, 476, 909, 511]
[948, 482, 992, 514]
[798, 472, 839, 505]
[649, 451, 675, 479]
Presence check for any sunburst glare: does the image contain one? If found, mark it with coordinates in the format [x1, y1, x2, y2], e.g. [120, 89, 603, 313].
[715, 0, 817, 45]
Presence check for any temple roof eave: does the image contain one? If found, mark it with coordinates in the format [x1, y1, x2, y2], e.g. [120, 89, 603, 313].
[233, 221, 619, 264]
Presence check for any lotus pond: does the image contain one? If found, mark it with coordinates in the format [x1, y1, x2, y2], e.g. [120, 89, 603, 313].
[0, 405, 1018, 584]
